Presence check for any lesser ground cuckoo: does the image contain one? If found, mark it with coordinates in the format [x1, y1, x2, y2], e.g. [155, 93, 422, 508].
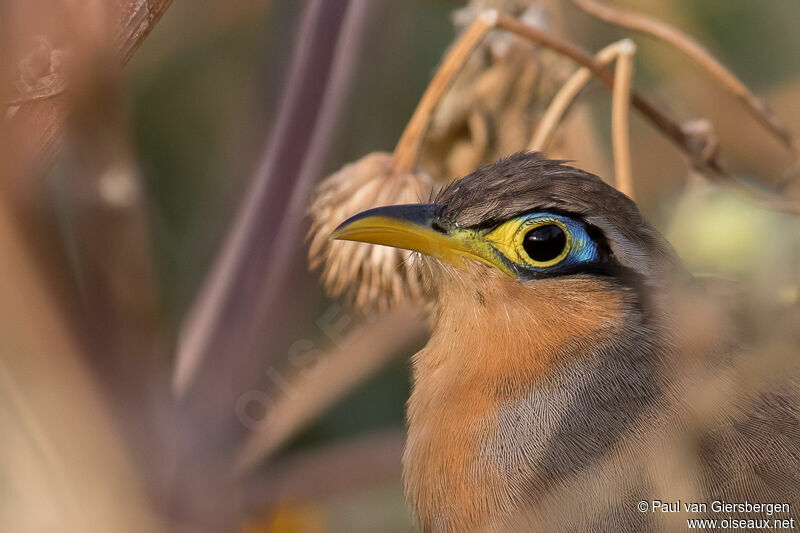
[332, 152, 800, 532]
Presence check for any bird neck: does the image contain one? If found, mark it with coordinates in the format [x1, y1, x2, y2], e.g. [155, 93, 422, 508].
[404, 266, 665, 532]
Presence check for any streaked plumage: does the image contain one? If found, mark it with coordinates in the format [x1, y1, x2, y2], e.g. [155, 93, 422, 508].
[332, 152, 800, 532]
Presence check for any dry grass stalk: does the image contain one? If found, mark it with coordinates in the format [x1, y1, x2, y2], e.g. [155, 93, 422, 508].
[241, 428, 405, 514]
[494, 13, 800, 213]
[569, 0, 800, 158]
[610, 39, 635, 198]
[393, 10, 498, 174]
[233, 304, 426, 475]
[529, 39, 636, 196]
[420, 0, 575, 181]
[494, 14, 711, 170]
[528, 40, 633, 153]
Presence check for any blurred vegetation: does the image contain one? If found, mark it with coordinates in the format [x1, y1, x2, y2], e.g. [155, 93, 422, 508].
[129, 0, 800, 450]
[123, 0, 800, 527]
[3, 0, 799, 531]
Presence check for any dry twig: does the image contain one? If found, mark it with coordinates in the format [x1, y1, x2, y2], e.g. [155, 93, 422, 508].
[392, 10, 499, 174]
[529, 39, 636, 197]
[394, 10, 713, 188]
[611, 39, 635, 198]
[494, 15, 711, 171]
[528, 43, 613, 153]
[386, 9, 799, 209]
[494, 13, 800, 214]
[569, 0, 800, 158]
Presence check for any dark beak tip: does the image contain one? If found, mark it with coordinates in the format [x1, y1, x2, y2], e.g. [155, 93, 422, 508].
[328, 227, 346, 241]
[327, 203, 442, 241]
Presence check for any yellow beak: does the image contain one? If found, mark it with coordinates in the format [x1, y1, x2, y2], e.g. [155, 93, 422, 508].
[331, 204, 513, 275]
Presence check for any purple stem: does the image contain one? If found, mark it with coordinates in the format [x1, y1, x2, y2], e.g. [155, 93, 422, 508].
[254, 0, 378, 354]
[173, 0, 351, 399]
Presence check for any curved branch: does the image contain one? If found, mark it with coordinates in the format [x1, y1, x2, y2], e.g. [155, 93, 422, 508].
[233, 305, 426, 476]
[529, 39, 636, 197]
[392, 10, 498, 174]
[569, 0, 800, 157]
[495, 14, 711, 172]
[611, 40, 635, 198]
[529, 40, 628, 153]
[495, 14, 800, 214]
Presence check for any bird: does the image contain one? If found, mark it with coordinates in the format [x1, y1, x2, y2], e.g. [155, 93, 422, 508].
[330, 152, 800, 532]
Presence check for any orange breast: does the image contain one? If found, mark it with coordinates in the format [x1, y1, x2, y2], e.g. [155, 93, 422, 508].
[404, 266, 627, 532]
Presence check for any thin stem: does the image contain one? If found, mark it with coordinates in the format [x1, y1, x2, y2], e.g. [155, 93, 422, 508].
[241, 429, 404, 513]
[495, 14, 704, 169]
[497, 13, 799, 214]
[569, 0, 800, 157]
[172, 0, 350, 398]
[611, 40, 635, 198]
[529, 40, 630, 152]
[391, 10, 498, 174]
[233, 305, 426, 475]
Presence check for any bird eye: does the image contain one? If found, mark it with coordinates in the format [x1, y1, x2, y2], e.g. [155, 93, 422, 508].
[522, 224, 567, 264]
[484, 214, 581, 272]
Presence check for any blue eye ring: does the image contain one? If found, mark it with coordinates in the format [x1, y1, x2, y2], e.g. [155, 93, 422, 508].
[483, 212, 599, 275]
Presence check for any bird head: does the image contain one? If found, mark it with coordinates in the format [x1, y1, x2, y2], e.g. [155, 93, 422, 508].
[331, 152, 711, 532]
[332, 152, 683, 303]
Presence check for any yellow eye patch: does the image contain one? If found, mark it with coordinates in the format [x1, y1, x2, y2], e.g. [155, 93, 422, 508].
[484, 216, 572, 268]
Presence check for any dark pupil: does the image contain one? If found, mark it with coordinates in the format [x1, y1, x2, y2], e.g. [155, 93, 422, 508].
[523, 224, 566, 262]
